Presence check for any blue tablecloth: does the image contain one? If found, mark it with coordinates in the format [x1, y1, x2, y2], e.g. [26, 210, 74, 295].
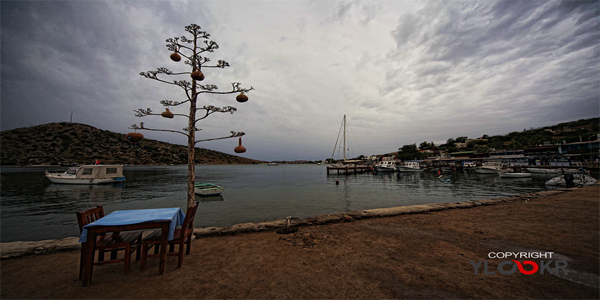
[79, 208, 185, 243]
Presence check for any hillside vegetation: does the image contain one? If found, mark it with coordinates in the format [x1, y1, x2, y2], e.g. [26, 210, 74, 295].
[396, 117, 599, 160]
[0, 122, 263, 166]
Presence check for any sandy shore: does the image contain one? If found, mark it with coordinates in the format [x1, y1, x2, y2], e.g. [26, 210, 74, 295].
[1, 185, 598, 299]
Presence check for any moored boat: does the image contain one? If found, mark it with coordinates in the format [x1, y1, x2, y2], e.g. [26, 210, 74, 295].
[374, 159, 398, 172]
[194, 183, 224, 196]
[525, 168, 561, 174]
[545, 174, 597, 186]
[475, 161, 503, 174]
[499, 172, 531, 178]
[45, 165, 125, 185]
[399, 161, 425, 172]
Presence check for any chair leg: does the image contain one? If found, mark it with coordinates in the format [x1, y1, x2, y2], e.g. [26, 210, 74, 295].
[140, 242, 148, 271]
[135, 236, 142, 261]
[124, 245, 131, 275]
[110, 250, 118, 260]
[177, 241, 184, 268]
[154, 244, 160, 255]
[186, 233, 192, 255]
[98, 249, 105, 262]
[79, 250, 85, 280]
[169, 243, 175, 253]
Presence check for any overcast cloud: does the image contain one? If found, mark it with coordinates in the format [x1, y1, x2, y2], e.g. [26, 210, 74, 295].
[1, 0, 598, 161]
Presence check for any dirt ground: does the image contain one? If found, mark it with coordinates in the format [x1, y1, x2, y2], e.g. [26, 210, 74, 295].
[2, 186, 598, 299]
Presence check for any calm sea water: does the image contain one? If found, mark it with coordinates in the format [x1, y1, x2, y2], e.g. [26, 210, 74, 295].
[0, 164, 574, 242]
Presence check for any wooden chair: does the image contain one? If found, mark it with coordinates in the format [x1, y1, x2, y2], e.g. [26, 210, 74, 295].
[76, 205, 143, 277]
[140, 202, 199, 270]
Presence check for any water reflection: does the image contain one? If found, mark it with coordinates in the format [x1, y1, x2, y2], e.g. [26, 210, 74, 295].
[2, 165, 576, 242]
[196, 195, 224, 202]
[45, 184, 123, 201]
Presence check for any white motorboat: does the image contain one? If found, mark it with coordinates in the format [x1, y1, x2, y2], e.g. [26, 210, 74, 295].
[194, 183, 224, 196]
[525, 168, 561, 174]
[499, 172, 532, 178]
[545, 174, 597, 186]
[399, 161, 425, 172]
[374, 160, 398, 172]
[45, 165, 125, 185]
[475, 161, 503, 174]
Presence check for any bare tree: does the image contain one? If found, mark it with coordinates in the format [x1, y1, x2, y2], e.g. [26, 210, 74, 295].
[131, 24, 253, 208]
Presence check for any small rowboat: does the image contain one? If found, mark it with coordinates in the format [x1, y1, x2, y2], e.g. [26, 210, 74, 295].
[194, 183, 224, 196]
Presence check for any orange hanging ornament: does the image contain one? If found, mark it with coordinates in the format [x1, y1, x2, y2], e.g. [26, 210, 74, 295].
[170, 51, 181, 62]
[234, 137, 246, 153]
[236, 92, 248, 103]
[161, 108, 174, 118]
[191, 70, 205, 81]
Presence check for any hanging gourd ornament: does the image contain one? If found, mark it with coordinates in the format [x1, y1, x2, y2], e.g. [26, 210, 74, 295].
[236, 92, 248, 103]
[170, 51, 181, 62]
[191, 70, 205, 81]
[161, 108, 174, 118]
[126, 132, 144, 143]
[234, 137, 246, 153]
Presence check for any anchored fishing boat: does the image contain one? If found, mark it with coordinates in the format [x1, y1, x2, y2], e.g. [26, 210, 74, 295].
[194, 183, 224, 196]
[475, 161, 504, 174]
[45, 165, 125, 185]
[399, 161, 425, 172]
[545, 174, 597, 186]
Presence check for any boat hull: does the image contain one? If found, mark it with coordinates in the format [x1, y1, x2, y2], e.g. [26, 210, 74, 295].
[545, 175, 598, 186]
[194, 183, 224, 196]
[526, 168, 560, 174]
[500, 173, 531, 178]
[194, 189, 224, 196]
[398, 167, 425, 172]
[45, 175, 125, 185]
[475, 168, 499, 174]
[374, 166, 396, 172]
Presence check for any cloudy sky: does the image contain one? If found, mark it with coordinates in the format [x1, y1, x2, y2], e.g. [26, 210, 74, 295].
[1, 0, 598, 161]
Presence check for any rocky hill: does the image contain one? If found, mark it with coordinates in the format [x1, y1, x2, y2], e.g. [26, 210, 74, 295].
[0, 122, 263, 166]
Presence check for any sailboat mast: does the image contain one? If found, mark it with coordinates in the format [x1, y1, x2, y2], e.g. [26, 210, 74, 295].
[343, 114, 347, 161]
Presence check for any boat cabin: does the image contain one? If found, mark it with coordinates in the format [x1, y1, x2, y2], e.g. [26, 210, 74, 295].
[67, 165, 124, 179]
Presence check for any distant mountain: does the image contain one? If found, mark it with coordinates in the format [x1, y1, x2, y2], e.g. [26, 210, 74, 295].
[0, 122, 263, 166]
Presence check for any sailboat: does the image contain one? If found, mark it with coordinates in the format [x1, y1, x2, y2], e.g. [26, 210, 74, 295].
[329, 115, 364, 167]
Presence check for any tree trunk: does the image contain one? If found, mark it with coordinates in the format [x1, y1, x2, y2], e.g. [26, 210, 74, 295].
[187, 122, 195, 209]
[187, 32, 199, 209]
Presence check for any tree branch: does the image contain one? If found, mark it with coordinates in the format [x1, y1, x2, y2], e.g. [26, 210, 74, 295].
[134, 108, 188, 118]
[195, 131, 245, 144]
[193, 105, 237, 124]
[130, 123, 190, 138]
[198, 82, 254, 94]
[160, 99, 190, 107]
[202, 60, 230, 68]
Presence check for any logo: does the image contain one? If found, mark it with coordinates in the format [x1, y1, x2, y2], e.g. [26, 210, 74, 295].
[471, 252, 568, 275]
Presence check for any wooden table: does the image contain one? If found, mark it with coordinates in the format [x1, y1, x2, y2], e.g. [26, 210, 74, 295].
[79, 208, 184, 287]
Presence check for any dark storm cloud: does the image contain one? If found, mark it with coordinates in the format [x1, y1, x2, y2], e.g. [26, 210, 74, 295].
[0, 1, 201, 132]
[2, 1, 137, 130]
[384, 0, 599, 134]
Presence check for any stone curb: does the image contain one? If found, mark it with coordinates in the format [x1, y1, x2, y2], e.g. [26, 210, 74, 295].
[191, 189, 566, 238]
[0, 189, 571, 259]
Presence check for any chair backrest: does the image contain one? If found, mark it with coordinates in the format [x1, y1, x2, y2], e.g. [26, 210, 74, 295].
[182, 202, 199, 231]
[76, 205, 105, 233]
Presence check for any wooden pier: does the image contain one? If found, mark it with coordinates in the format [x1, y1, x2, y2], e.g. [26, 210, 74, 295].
[326, 166, 372, 175]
